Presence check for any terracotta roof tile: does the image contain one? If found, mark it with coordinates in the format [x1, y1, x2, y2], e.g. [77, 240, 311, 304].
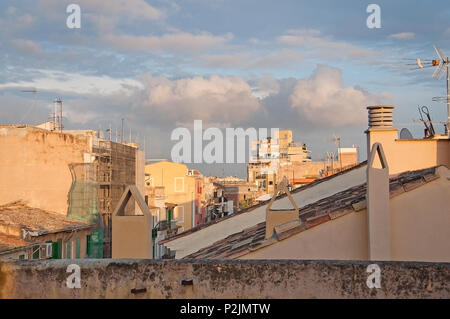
[0, 234, 31, 252]
[0, 201, 94, 237]
[161, 161, 367, 244]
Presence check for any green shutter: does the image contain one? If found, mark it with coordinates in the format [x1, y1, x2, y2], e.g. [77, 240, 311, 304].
[86, 235, 91, 257]
[75, 237, 81, 259]
[52, 239, 62, 259]
[32, 245, 40, 259]
[168, 209, 172, 229]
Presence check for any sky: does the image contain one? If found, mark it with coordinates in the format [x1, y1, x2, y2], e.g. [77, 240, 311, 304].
[1, 0, 450, 177]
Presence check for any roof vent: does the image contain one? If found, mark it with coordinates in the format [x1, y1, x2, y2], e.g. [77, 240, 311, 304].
[367, 105, 395, 129]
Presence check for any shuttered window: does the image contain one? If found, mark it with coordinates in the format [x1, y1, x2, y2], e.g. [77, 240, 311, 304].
[75, 237, 81, 259]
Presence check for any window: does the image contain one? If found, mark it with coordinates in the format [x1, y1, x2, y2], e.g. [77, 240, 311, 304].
[66, 240, 72, 259]
[52, 239, 62, 259]
[75, 237, 81, 259]
[19, 254, 25, 260]
[86, 235, 91, 258]
[32, 245, 40, 259]
[174, 206, 184, 222]
[174, 177, 184, 192]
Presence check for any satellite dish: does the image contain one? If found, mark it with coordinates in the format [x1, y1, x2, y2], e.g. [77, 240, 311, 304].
[399, 128, 413, 139]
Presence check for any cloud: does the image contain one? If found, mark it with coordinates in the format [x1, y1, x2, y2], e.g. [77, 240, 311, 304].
[388, 32, 415, 40]
[289, 65, 390, 127]
[11, 39, 44, 56]
[138, 74, 261, 123]
[277, 29, 379, 60]
[251, 74, 281, 99]
[0, 69, 143, 96]
[103, 32, 233, 53]
[200, 49, 303, 69]
[37, 0, 164, 22]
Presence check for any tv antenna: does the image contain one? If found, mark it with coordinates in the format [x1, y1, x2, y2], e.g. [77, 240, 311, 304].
[409, 45, 450, 134]
[21, 88, 38, 124]
[332, 133, 343, 171]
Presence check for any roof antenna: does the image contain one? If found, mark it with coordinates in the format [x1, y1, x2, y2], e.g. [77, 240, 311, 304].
[408, 45, 450, 135]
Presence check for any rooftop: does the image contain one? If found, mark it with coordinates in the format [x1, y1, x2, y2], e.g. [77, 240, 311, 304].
[184, 166, 441, 259]
[160, 161, 367, 245]
[0, 234, 31, 253]
[0, 201, 94, 237]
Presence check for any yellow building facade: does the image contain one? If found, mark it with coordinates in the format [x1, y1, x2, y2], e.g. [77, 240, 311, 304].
[145, 161, 196, 232]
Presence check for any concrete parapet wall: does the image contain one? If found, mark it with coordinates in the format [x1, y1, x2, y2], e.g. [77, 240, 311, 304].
[0, 259, 449, 299]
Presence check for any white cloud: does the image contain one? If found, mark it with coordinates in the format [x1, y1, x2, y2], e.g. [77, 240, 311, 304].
[11, 39, 44, 56]
[289, 65, 390, 127]
[200, 49, 303, 69]
[251, 74, 281, 99]
[388, 32, 415, 40]
[278, 29, 379, 60]
[138, 74, 261, 123]
[0, 69, 143, 96]
[104, 32, 233, 53]
[38, 0, 164, 21]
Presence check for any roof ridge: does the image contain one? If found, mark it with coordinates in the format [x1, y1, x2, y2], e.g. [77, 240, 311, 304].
[183, 165, 442, 260]
[161, 161, 367, 244]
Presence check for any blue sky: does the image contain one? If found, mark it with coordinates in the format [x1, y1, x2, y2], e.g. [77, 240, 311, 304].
[1, 0, 449, 176]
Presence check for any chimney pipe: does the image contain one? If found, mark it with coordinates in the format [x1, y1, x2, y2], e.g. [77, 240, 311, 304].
[367, 105, 394, 129]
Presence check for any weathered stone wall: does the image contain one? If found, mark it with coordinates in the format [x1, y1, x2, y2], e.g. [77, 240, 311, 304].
[0, 259, 449, 299]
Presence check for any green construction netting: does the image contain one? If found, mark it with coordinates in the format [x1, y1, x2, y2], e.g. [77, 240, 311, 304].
[68, 179, 103, 258]
[68, 180, 99, 223]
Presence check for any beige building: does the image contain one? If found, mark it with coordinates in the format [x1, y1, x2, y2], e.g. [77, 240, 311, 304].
[248, 129, 358, 192]
[161, 104, 449, 261]
[145, 161, 197, 233]
[112, 185, 153, 259]
[186, 164, 450, 262]
[0, 201, 95, 261]
[0, 124, 145, 258]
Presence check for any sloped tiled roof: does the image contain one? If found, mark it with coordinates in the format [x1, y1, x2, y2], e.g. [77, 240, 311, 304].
[0, 201, 94, 236]
[184, 166, 440, 259]
[0, 234, 31, 253]
[160, 161, 367, 244]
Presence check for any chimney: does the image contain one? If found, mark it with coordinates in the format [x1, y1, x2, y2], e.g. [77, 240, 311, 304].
[365, 105, 397, 168]
[366, 142, 391, 261]
[367, 105, 394, 129]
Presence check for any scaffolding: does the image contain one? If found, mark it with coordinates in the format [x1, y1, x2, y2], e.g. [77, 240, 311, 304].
[68, 163, 103, 258]
[66, 138, 137, 258]
[92, 139, 136, 258]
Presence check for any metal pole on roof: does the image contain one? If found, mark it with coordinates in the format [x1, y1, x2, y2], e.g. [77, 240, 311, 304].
[121, 118, 124, 143]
